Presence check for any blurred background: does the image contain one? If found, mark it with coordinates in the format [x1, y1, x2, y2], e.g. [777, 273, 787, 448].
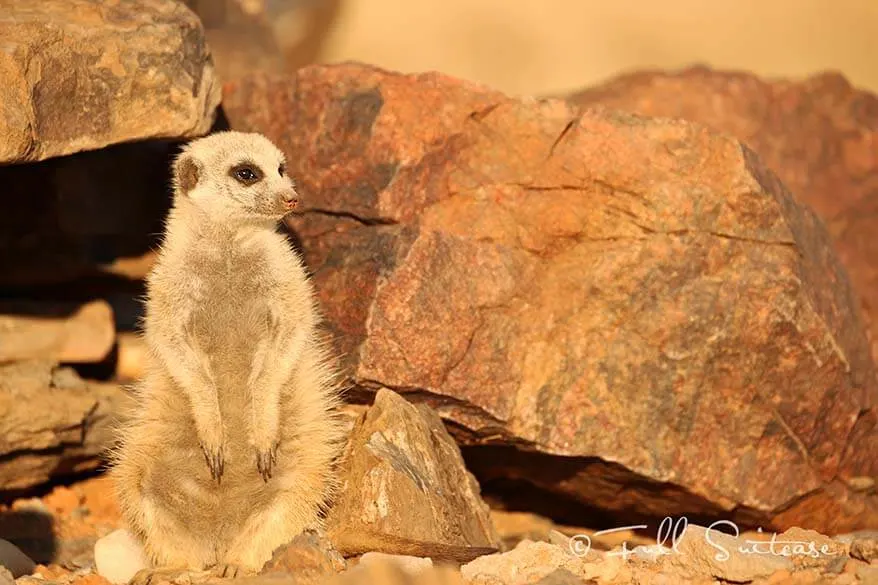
[185, 0, 878, 94]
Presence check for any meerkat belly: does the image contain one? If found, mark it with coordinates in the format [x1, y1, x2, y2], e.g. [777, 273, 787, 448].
[164, 259, 280, 528]
[196, 256, 274, 403]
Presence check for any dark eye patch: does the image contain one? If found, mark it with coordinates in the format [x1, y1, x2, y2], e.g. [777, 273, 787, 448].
[278, 162, 286, 177]
[229, 162, 264, 185]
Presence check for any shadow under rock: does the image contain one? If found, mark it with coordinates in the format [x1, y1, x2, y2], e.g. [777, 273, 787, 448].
[0, 508, 58, 565]
[462, 444, 767, 540]
[0, 140, 175, 289]
[0, 110, 233, 292]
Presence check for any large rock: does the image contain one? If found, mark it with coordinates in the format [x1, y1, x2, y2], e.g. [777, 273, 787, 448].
[565, 66, 878, 365]
[0, 360, 124, 492]
[223, 64, 878, 533]
[325, 389, 500, 561]
[0, 0, 220, 164]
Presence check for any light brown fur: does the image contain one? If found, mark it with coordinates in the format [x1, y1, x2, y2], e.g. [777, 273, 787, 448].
[109, 131, 345, 576]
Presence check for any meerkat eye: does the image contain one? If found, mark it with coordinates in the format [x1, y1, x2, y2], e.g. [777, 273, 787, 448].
[229, 163, 263, 186]
[278, 163, 286, 177]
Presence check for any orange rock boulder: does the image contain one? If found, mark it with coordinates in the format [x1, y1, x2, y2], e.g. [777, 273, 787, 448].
[223, 64, 878, 534]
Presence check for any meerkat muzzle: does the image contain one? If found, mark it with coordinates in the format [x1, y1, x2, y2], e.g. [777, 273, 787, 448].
[281, 191, 299, 210]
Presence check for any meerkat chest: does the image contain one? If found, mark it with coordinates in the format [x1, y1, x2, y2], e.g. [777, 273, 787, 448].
[187, 245, 281, 359]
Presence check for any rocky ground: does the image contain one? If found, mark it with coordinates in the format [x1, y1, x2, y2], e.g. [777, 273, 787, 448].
[2, 472, 878, 584]
[1, 1, 877, 585]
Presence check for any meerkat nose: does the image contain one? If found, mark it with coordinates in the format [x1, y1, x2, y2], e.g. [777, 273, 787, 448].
[281, 190, 299, 209]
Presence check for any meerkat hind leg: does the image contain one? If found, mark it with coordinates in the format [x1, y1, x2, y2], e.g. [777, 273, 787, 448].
[222, 496, 314, 572]
[136, 488, 219, 572]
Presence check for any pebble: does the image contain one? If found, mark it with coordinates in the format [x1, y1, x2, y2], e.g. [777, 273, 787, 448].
[0, 539, 36, 578]
[93, 530, 148, 585]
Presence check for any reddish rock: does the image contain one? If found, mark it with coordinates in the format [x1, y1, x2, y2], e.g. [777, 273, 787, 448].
[259, 531, 345, 582]
[565, 66, 878, 366]
[223, 64, 878, 533]
[849, 531, 878, 563]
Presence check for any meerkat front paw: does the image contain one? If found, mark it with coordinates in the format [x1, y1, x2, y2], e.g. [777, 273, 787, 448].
[251, 406, 280, 482]
[209, 564, 250, 579]
[201, 442, 225, 482]
[194, 406, 225, 482]
[129, 568, 193, 585]
[255, 441, 279, 482]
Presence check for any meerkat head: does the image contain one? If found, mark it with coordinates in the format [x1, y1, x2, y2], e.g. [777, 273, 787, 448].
[171, 131, 299, 224]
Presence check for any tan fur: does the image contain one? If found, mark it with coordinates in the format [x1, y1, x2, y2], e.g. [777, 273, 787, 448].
[108, 131, 345, 574]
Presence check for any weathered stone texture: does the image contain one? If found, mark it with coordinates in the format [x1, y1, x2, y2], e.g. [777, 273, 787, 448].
[223, 64, 878, 533]
[0, 0, 220, 164]
[0, 300, 114, 364]
[0, 360, 124, 492]
[566, 66, 878, 366]
[326, 389, 500, 560]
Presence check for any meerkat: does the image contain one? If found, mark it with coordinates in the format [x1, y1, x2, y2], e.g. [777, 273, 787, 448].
[109, 131, 344, 579]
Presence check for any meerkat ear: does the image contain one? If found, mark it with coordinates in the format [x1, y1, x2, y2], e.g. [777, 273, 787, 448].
[174, 153, 202, 196]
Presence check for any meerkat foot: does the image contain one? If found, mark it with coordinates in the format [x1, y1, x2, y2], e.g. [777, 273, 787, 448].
[209, 564, 249, 579]
[255, 442, 278, 482]
[200, 442, 224, 482]
[129, 568, 193, 585]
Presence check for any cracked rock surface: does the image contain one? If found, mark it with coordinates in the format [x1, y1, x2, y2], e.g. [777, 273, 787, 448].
[223, 63, 878, 534]
[0, 0, 220, 164]
[0, 361, 125, 492]
[326, 389, 501, 560]
[565, 66, 878, 368]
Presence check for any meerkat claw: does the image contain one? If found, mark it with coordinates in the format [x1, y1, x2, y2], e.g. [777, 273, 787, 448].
[256, 449, 273, 482]
[255, 440, 279, 482]
[201, 443, 224, 482]
[210, 564, 247, 579]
